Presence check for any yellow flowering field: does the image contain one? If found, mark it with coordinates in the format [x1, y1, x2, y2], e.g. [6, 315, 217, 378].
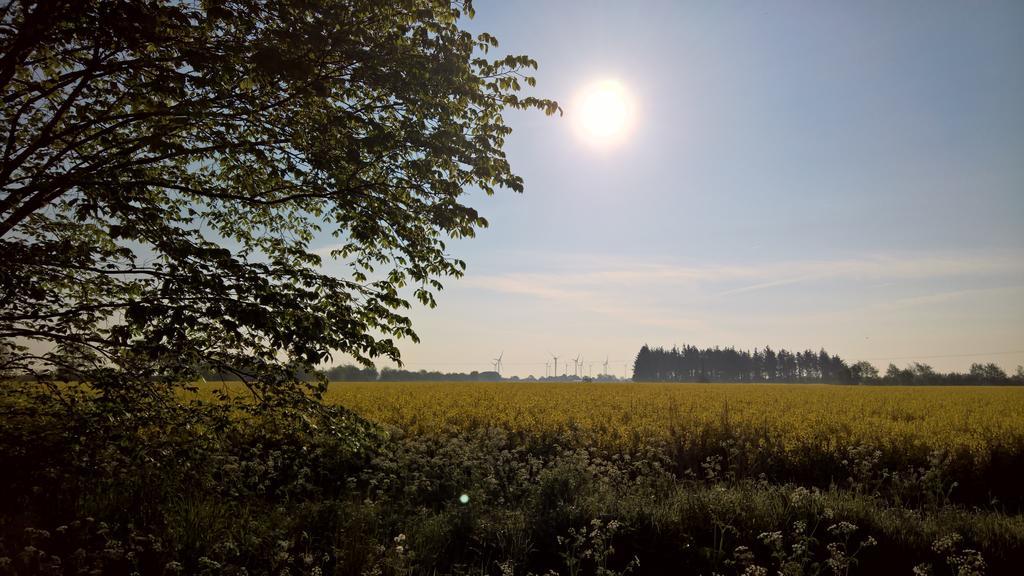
[324, 381, 1024, 458]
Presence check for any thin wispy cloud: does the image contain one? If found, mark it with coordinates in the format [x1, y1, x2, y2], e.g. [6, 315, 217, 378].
[457, 252, 1023, 332]
[467, 252, 1024, 297]
[716, 275, 816, 296]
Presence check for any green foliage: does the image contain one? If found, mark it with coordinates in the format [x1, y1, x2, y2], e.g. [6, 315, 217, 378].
[0, 0, 558, 405]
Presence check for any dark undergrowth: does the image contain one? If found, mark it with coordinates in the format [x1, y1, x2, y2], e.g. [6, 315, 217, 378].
[1, 386, 1021, 575]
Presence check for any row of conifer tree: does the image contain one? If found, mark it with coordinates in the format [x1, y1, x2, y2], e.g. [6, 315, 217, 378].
[631, 344, 1023, 385]
[632, 344, 852, 383]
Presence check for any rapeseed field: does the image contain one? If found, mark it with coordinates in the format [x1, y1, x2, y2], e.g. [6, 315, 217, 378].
[325, 382, 1024, 460]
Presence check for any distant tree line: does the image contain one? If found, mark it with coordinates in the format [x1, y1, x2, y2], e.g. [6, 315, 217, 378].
[323, 365, 380, 382]
[633, 344, 854, 383]
[876, 362, 1023, 386]
[377, 368, 502, 382]
[320, 366, 625, 382]
[632, 344, 1024, 385]
[9, 360, 613, 383]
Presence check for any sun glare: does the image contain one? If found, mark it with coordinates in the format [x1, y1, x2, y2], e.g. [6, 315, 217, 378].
[574, 79, 635, 147]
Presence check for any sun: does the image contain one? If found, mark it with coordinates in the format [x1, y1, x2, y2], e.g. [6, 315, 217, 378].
[573, 79, 635, 147]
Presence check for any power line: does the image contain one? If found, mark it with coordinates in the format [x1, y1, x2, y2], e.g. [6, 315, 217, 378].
[863, 349, 1024, 362]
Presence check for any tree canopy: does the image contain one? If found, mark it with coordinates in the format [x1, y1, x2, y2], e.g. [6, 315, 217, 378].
[0, 0, 558, 404]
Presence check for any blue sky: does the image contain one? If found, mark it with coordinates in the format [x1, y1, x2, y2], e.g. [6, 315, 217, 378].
[327, 0, 1024, 377]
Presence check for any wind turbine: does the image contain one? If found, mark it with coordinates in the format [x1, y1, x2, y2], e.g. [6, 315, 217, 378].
[492, 351, 503, 374]
[549, 352, 559, 379]
[574, 354, 581, 378]
[603, 356, 609, 376]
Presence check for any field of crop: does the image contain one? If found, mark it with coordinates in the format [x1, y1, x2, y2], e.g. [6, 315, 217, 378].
[325, 381, 1024, 459]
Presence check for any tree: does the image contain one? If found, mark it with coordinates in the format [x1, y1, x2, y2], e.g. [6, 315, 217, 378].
[970, 363, 1008, 385]
[885, 363, 915, 385]
[910, 362, 937, 385]
[818, 349, 832, 382]
[633, 345, 653, 381]
[763, 346, 777, 382]
[777, 348, 796, 381]
[0, 0, 558, 404]
[849, 361, 879, 384]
